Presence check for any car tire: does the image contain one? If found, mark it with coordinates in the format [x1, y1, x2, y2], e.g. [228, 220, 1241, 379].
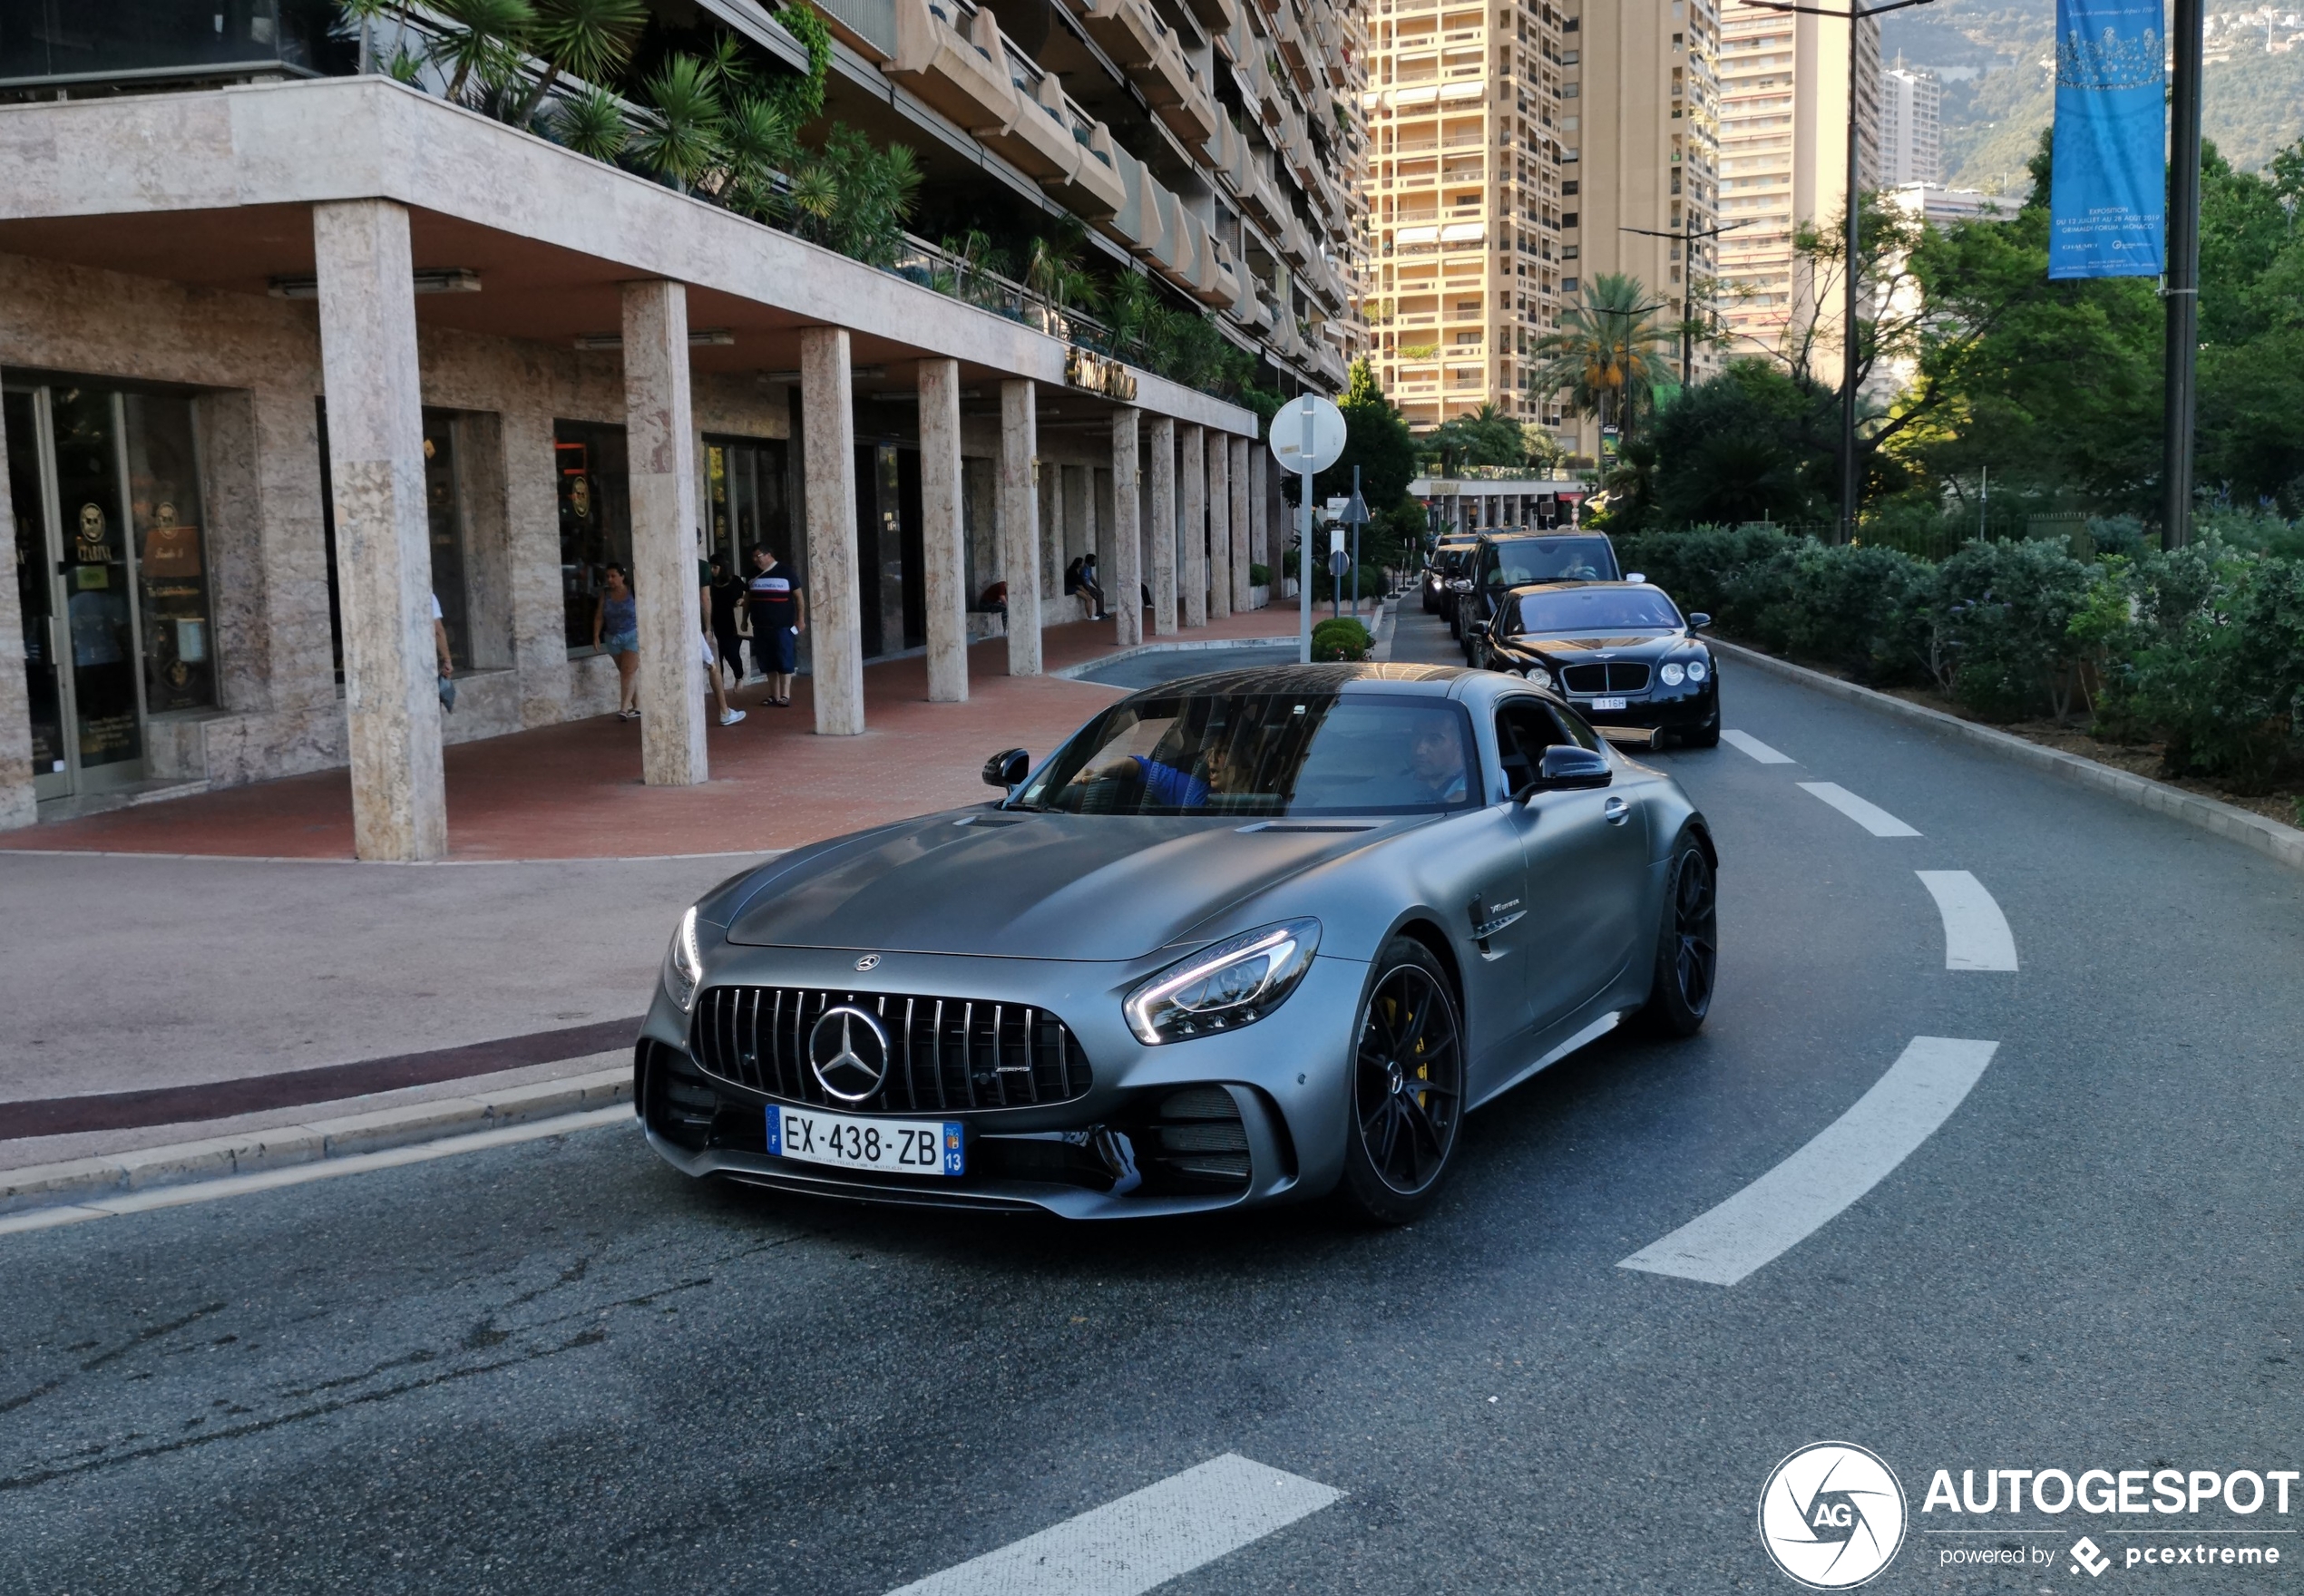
[1682, 718, 1721, 748]
[1336, 936, 1466, 1225]
[1639, 831, 1718, 1037]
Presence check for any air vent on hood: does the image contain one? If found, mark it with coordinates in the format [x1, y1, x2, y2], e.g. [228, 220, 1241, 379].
[1239, 822, 1376, 834]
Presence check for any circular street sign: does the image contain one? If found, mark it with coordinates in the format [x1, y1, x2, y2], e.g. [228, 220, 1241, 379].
[1268, 394, 1346, 475]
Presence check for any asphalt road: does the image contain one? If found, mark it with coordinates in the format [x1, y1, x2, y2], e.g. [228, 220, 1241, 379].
[5, 604, 2302, 1594]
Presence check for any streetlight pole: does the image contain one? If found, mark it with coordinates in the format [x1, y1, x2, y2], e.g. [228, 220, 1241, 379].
[2162, 0, 2206, 549]
[1743, 0, 1936, 545]
[1621, 218, 1752, 387]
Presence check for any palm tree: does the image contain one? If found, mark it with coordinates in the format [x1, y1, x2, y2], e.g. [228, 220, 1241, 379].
[1529, 272, 1673, 443]
[513, 0, 648, 122]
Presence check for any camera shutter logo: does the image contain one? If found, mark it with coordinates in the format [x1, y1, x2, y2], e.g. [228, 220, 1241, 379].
[808, 1006, 891, 1103]
[1757, 1442, 1907, 1590]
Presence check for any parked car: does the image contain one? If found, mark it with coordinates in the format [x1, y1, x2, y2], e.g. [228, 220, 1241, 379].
[1449, 530, 1622, 653]
[638, 663, 1719, 1223]
[1470, 580, 1721, 747]
[1422, 536, 1479, 615]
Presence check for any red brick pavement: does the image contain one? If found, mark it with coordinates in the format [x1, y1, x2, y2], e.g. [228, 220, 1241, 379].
[9, 608, 1324, 861]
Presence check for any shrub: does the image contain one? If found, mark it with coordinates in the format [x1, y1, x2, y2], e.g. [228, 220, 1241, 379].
[1928, 538, 2097, 720]
[1771, 543, 1936, 684]
[2118, 547, 2304, 790]
[1311, 618, 1372, 661]
[1249, 563, 1271, 587]
[1617, 525, 1794, 621]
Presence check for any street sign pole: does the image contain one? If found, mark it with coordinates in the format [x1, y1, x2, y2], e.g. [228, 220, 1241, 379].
[1350, 464, 1362, 622]
[1269, 393, 1346, 664]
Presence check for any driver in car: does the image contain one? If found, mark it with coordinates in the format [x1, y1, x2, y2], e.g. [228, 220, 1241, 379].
[1100, 725, 1237, 809]
[1404, 714, 1469, 805]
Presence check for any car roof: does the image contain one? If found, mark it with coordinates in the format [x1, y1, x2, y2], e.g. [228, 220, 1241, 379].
[1477, 529, 1611, 545]
[1117, 661, 1501, 704]
[1506, 579, 1669, 597]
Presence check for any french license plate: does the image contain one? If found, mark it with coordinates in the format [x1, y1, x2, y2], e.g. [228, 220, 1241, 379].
[1589, 696, 1627, 712]
[767, 1105, 964, 1176]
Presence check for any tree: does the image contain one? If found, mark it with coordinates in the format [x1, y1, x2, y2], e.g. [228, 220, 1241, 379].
[1313, 358, 1420, 571]
[1528, 273, 1674, 440]
[1647, 359, 1835, 528]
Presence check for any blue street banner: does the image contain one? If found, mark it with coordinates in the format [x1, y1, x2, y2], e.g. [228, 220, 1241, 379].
[2047, 0, 2166, 279]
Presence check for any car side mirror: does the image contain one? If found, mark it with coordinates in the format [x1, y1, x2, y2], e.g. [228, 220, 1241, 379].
[1465, 617, 1488, 637]
[982, 748, 1030, 788]
[1625, 571, 1646, 584]
[1687, 612, 1712, 630]
[1527, 744, 1612, 795]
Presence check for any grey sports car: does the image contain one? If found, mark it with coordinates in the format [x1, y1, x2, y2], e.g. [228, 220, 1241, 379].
[637, 663, 1719, 1223]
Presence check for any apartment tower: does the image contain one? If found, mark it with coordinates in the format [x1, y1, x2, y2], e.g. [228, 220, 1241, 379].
[1357, 0, 1719, 452]
[1879, 59, 1943, 186]
[1713, 0, 1880, 370]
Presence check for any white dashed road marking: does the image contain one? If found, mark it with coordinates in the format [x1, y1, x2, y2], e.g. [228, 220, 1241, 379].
[1722, 729, 1796, 764]
[1915, 871, 2019, 971]
[1799, 782, 1922, 838]
[884, 1453, 1342, 1596]
[1618, 1036, 1999, 1286]
[0, 1107, 631, 1238]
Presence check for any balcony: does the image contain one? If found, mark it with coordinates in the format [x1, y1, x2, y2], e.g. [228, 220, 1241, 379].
[1212, 119, 1255, 199]
[979, 48, 1083, 180]
[1095, 143, 1162, 253]
[1245, 166, 1287, 229]
[1043, 112, 1130, 219]
[888, 0, 1020, 136]
[1186, 0, 1240, 33]
[1078, 0, 1166, 75]
[1193, 231, 1244, 307]
[1147, 44, 1221, 144]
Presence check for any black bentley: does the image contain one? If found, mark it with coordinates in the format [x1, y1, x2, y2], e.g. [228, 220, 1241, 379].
[1468, 581, 1721, 748]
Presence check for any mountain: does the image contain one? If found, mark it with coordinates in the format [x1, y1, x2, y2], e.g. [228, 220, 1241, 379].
[1879, 0, 2304, 194]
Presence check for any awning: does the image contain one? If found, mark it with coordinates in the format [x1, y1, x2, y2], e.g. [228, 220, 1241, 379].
[1395, 225, 1440, 243]
[1439, 222, 1484, 242]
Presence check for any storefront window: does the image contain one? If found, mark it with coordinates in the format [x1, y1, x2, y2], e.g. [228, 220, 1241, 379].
[555, 421, 630, 652]
[50, 387, 141, 769]
[422, 412, 472, 669]
[122, 394, 215, 715]
[5, 389, 65, 782]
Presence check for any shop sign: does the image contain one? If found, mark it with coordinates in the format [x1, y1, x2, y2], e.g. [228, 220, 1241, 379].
[1065, 347, 1137, 401]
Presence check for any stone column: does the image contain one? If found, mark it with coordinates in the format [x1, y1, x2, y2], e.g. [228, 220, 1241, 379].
[0, 392, 31, 830]
[1147, 414, 1176, 635]
[1206, 433, 1232, 622]
[1250, 439, 1269, 576]
[622, 278, 708, 785]
[1179, 425, 1206, 628]
[1000, 379, 1041, 676]
[312, 200, 446, 862]
[800, 326, 864, 735]
[1042, 461, 1065, 615]
[1110, 407, 1142, 647]
[918, 358, 967, 704]
[1230, 436, 1253, 612]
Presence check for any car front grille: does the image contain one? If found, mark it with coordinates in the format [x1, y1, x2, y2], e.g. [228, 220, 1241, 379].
[688, 986, 1093, 1113]
[1560, 662, 1653, 696]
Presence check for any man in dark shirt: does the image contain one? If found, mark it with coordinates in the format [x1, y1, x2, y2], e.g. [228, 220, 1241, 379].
[746, 546, 806, 707]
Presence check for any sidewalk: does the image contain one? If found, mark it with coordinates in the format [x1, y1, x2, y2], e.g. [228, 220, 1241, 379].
[7, 608, 1304, 862]
[0, 604, 1332, 1202]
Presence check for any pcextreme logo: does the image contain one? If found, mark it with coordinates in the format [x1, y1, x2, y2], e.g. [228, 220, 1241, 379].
[1758, 1442, 1909, 1590]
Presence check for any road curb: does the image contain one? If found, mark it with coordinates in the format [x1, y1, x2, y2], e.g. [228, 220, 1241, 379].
[0, 1066, 632, 1217]
[1713, 638, 2304, 873]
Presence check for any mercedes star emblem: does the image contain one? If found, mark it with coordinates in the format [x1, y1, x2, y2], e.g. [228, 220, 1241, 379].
[854, 953, 881, 972]
[808, 1006, 892, 1103]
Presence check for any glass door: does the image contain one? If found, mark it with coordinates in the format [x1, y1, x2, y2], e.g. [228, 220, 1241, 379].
[5, 389, 69, 802]
[50, 386, 146, 789]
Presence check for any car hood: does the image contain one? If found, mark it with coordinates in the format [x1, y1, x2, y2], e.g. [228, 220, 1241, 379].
[1508, 632, 1688, 658]
[720, 810, 1411, 962]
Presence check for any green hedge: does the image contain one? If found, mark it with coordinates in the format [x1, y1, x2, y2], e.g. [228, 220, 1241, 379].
[1311, 618, 1372, 661]
[1618, 526, 2304, 793]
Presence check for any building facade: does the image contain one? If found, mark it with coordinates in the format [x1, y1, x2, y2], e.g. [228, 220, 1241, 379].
[1353, 0, 1718, 452]
[1712, 0, 1879, 371]
[1879, 59, 1942, 187]
[0, 0, 1364, 854]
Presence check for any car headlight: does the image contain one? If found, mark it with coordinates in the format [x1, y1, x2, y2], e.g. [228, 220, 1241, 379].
[1523, 665, 1554, 689]
[664, 905, 704, 1012]
[1124, 918, 1321, 1046]
[1686, 657, 1709, 683]
[1659, 662, 1685, 686]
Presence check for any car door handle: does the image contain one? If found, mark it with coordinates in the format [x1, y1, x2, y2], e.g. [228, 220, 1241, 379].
[1603, 796, 1630, 825]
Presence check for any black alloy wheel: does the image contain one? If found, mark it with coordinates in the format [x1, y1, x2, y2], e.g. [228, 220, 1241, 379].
[1338, 937, 1465, 1224]
[1641, 832, 1717, 1036]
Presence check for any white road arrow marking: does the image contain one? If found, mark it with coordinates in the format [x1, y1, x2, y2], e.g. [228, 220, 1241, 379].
[1915, 871, 2018, 971]
[885, 1454, 1342, 1596]
[1799, 781, 1922, 837]
[1722, 729, 1796, 764]
[1618, 1036, 1999, 1286]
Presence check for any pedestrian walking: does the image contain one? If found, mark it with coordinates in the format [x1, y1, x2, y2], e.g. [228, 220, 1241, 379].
[745, 545, 805, 707]
[698, 542, 743, 727]
[707, 555, 746, 691]
[592, 563, 639, 719]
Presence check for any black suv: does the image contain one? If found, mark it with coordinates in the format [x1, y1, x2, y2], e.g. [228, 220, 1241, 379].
[1421, 536, 1479, 615]
[1449, 530, 1621, 656]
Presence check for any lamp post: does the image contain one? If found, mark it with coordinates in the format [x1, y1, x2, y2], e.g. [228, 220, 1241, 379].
[1620, 219, 1752, 386]
[2163, 0, 2206, 548]
[1742, 0, 1936, 545]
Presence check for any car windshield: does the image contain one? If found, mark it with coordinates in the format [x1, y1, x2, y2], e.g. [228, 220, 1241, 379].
[1511, 587, 1684, 634]
[1485, 537, 1618, 587]
[1436, 546, 1474, 574]
[1015, 692, 1481, 817]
